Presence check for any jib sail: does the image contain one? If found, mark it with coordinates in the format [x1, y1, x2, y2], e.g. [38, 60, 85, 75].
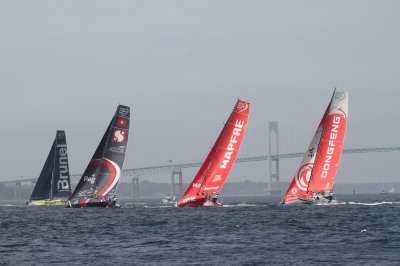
[177, 99, 250, 207]
[69, 105, 130, 206]
[30, 130, 71, 201]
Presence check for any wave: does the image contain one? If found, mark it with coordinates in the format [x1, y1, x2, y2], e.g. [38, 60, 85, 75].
[348, 201, 400, 206]
[222, 203, 257, 208]
[0, 204, 23, 207]
[144, 205, 174, 209]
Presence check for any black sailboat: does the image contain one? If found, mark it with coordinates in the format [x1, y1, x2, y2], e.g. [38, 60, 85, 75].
[67, 105, 130, 208]
[28, 130, 72, 206]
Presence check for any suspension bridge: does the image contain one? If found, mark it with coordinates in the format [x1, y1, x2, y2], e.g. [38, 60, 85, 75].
[1, 122, 399, 198]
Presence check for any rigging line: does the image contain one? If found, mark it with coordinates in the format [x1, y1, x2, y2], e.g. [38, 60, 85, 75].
[51, 135, 57, 200]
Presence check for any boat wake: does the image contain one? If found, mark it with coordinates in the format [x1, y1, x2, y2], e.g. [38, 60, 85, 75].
[144, 205, 174, 209]
[0, 204, 22, 207]
[348, 201, 400, 206]
[222, 203, 257, 208]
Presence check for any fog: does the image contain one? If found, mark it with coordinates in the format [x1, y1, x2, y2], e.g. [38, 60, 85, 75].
[1, 1, 399, 184]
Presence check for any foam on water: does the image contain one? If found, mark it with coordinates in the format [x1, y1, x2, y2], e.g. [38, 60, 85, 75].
[348, 201, 400, 206]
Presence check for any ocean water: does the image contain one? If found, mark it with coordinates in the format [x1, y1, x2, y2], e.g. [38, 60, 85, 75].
[1, 194, 400, 265]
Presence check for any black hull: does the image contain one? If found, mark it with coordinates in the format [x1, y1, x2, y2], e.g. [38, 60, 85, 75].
[67, 200, 120, 208]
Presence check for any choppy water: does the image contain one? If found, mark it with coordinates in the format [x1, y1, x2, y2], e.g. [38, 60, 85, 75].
[1, 194, 400, 265]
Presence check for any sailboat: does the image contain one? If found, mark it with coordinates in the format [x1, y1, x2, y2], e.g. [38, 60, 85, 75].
[67, 105, 130, 208]
[177, 99, 250, 207]
[28, 130, 72, 206]
[282, 90, 348, 205]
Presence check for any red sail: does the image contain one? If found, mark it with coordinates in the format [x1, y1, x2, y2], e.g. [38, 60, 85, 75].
[177, 99, 250, 207]
[307, 91, 348, 193]
[282, 106, 329, 204]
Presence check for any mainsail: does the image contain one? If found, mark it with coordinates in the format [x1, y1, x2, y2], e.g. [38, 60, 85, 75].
[68, 105, 130, 208]
[282, 90, 348, 204]
[177, 99, 250, 207]
[30, 130, 71, 202]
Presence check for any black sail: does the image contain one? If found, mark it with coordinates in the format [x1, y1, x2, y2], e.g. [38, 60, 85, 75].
[52, 130, 72, 198]
[69, 105, 130, 207]
[30, 130, 71, 201]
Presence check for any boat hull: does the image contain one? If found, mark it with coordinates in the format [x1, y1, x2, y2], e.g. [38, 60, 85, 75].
[66, 199, 120, 208]
[28, 199, 67, 206]
[177, 195, 222, 207]
[298, 196, 337, 205]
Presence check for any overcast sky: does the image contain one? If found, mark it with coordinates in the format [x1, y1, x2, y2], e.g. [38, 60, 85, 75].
[1, 1, 399, 185]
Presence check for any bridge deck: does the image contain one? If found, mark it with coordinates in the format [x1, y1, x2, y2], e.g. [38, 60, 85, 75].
[2, 146, 398, 184]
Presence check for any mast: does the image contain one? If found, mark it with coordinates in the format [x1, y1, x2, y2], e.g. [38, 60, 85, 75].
[50, 133, 57, 200]
[306, 89, 336, 194]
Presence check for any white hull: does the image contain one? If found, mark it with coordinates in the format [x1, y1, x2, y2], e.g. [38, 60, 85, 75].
[298, 197, 338, 205]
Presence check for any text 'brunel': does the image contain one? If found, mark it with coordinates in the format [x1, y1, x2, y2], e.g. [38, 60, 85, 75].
[220, 120, 245, 169]
[57, 144, 70, 191]
[321, 116, 341, 179]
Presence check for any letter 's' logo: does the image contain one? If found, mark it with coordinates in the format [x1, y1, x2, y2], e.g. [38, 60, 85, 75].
[113, 129, 126, 143]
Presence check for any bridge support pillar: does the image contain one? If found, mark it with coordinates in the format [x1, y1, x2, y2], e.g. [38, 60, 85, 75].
[0, 184, 5, 199]
[132, 177, 140, 198]
[268, 121, 281, 195]
[171, 166, 183, 198]
[14, 182, 22, 199]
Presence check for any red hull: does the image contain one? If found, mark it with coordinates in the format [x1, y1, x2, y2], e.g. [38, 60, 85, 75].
[177, 195, 207, 207]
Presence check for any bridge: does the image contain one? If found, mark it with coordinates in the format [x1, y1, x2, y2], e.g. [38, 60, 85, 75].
[1, 121, 399, 199]
[1, 146, 399, 198]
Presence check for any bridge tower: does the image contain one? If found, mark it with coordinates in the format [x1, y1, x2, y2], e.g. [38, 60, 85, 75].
[132, 177, 140, 198]
[171, 166, 183, 198]
[0, 184, 5, 199]
[268, 121, 281, 195]
[14, 182, 22, 199]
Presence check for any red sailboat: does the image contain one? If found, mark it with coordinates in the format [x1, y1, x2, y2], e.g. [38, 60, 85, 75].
[282, 90, 348, 205]
[177, 99, 250, 207]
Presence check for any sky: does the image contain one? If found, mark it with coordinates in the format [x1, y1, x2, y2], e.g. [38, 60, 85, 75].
[1, 1, 399, 185]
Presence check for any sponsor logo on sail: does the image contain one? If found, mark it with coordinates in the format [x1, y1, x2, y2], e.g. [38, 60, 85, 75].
[84, 175, 96, 184]
[112, 129, 126, 143]
[118, 106, 129, 117]
[213, 175, 222, 182]
[57, 145, 70, 191]
[182, 196, 196, 204]
[236, 101, 249, 113]
[295, 163, 313, 191]
[107, 146, 126, 153]
[116, 118, 127, 127]
[192, 183, 201, 188]
[220, 120, 245, 169]
[320, 116, 340, 179]
[203, 186, 219, 191]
